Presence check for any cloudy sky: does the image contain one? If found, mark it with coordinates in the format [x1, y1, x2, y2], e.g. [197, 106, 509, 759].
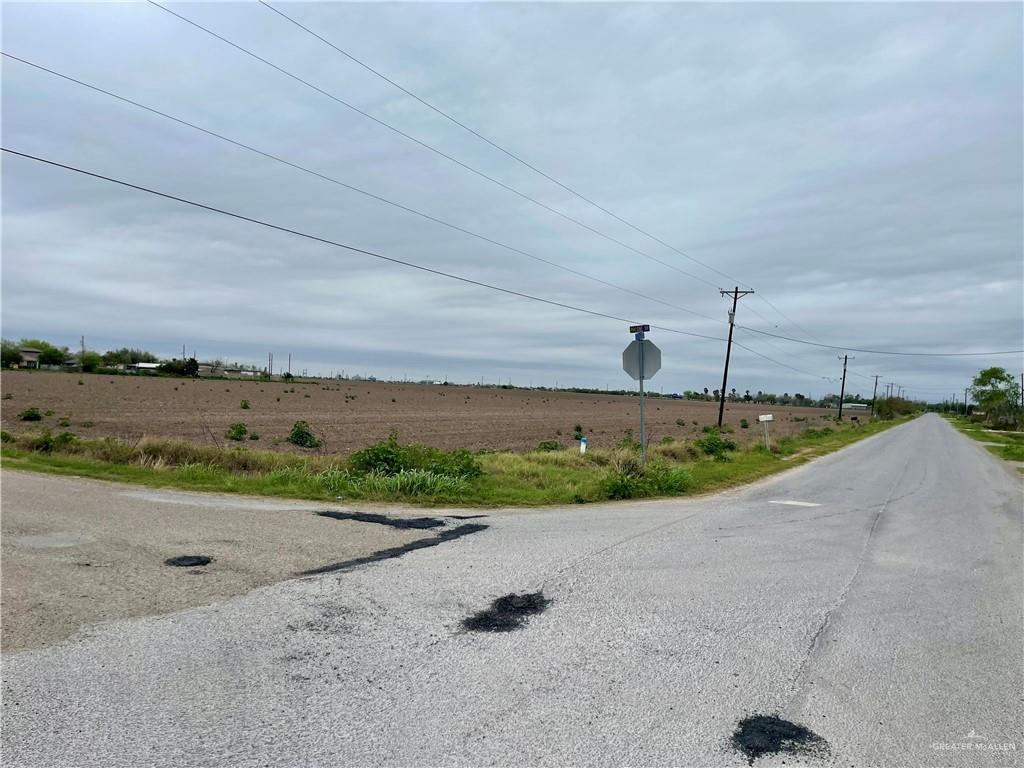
[3, 1, 1021, 399]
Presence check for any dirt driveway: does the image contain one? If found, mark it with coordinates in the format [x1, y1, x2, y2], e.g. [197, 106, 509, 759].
[1, 470, 466, 652]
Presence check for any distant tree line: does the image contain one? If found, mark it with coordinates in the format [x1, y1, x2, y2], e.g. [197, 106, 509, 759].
[1, 338, 196, 377]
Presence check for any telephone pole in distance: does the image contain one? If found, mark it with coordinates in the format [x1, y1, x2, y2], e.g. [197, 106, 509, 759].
[717, 286, 754, 428]
[837, 354, 853, 419]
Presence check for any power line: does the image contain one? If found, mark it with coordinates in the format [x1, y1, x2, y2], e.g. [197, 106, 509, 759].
[3, 147, 732, 345]
[147, 0, 723, 291]
[258, 0, 824, 342]
[736, 325, 1022, 358]
[1, 52, 723, 326]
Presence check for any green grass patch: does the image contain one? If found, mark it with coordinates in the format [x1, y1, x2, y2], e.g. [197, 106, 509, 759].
[1, 417, 913, 507]
[945, 416, 1024, 461]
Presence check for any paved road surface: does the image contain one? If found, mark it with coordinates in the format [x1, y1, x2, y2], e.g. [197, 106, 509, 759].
[3, 414, 1021, 766]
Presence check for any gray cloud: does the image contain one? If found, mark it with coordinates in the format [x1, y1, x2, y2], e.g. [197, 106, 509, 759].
[2, 1, 1021, 399]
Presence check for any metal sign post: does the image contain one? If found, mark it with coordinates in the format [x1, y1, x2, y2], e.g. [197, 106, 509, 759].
[758, 414, 774, 450]
[623, 326, 661, 465]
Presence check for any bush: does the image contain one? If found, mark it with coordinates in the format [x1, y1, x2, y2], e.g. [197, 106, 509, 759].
[675, 418, 686, 427]
[248, 432, 260, 441]
[349, 433, 482, 479]
[660, 435, 675, 445]
[240, 400, 250, 410]
[17, 429, 77, 453]
[695, 432, 737, 458]
[598, 462, 692, 500]
[739, 419, 749, 429]
[573, 423, 584, 441]
[225, 423, 248, 441]
[537, 440, 561, 452]
[58, 418, 71, 427]
[288, 420, 321, 448]
[18, 407, 42, 421]
[0, 431, 12, 443]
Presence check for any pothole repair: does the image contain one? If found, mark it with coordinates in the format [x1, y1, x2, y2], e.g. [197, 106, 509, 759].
[731, 714, 828, 765]
[301, 522, 487, 575]
[164, 555, 213, 568]
[462, 592, 551, 632]
[316, 510, 445, 530]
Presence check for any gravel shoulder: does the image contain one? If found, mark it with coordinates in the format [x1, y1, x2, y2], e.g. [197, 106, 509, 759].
[0, 470, 432, 652]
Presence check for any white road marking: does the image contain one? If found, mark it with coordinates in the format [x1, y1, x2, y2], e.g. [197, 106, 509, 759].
[769, 500, 821, 507]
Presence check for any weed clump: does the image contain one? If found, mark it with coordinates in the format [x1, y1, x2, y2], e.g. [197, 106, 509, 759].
[537, 440, 561, 452]
[240, 399, 250, 410]
[225, 423, 248, 441]
[740, 418, 749, 429]
[288, 420, 321, 448]
[349, 432, 482, 479]
[695, 432, 737, 461]
[18, 407, 42, 421]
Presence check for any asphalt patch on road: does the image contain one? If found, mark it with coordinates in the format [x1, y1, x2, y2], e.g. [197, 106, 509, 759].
[316, 510, 446, 530]
[164, 555, 213, 567]
[731, 714, 828, 765]
[462, 592, 551, 632]
[300, 523, 487, 576]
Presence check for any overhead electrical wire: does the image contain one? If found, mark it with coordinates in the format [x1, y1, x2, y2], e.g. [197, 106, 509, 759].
[257, 0, 821, 340]
[146, 0, 722, 291]
[0, 52, 723, 326]
[2, 148, 734, 346]
[736, 325, 1022, 358]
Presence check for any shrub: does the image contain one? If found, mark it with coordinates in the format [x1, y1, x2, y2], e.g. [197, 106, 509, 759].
[225, 423, 248, 441]
[660, 435, 674, 445]
[695, 432, 737, 458]
[288, 420, 321, 448]
[739, 419, 749, 429]
[599, 471, 648, 500]
[573, 423, 584, 441]
[349, 433, 482, 479]
[675, 418, 686, 427]
[58, 417, 71, 427]
[17, 429, 77, 453]
[240, 400, 250, 410]
[248, 432, 260, 441]
[0, 431, 12, 443]
[537, 440, 561, 452]
[18, 407, 42, 421]
[80, 420, 95, 428]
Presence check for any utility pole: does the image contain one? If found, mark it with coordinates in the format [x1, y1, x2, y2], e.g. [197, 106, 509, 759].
[268, 352, 273, 378]
[717, 286, 754, 427]
[837, 355, 852, 419]
[288, 353, 291, 376]
[965, 386, 970, 416]
[870, 374, 880, 417]
[80, 336, 85, 373]
[182, 343, 186, 361]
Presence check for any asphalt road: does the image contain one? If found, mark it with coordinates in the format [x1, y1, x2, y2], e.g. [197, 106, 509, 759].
[3, 414, 1021, 767]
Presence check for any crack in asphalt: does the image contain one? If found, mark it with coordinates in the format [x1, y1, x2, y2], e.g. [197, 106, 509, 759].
[784, 453, 913, 708]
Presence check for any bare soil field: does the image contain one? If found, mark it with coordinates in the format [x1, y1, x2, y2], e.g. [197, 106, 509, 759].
[0, 371, 835, 454]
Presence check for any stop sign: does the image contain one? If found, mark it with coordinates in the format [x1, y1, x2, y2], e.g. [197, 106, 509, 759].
[622, 339, 661, 381]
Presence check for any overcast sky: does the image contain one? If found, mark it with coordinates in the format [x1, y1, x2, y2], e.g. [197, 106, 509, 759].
[3, 1, 1021, 399]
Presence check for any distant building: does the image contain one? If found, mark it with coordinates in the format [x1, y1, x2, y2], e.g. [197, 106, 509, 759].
[129, 362, 161, 372]
[18, 348, 41, 369]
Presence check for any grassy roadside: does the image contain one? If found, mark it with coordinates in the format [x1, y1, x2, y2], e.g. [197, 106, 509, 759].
[1, 416, 914, 507]
[943, 415, 1024, 462]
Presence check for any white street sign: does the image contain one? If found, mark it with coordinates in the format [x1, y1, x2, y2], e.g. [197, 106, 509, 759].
[622, 339, 661, 381]
[758, 414, 774, 422]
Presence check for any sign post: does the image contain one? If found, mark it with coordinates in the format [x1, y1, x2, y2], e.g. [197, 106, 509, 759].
[758, 414, 774, 451]
[623, 326, 661, 464]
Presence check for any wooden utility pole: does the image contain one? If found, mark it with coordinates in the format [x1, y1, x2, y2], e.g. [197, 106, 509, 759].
[870, 374, 880, 416]
[717, 286, 754, 428]
[80, 336, 85, 373]
[837, 355, 852, 419]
